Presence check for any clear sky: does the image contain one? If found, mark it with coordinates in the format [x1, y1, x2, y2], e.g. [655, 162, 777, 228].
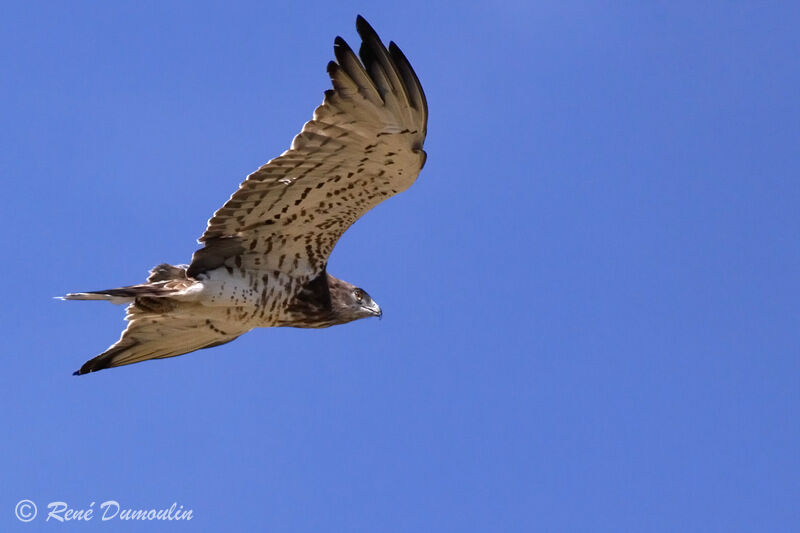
[2, 1, 798, 531]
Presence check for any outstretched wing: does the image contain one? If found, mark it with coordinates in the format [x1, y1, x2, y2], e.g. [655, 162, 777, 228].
[74, 306, 247, 375]
[188, 16, 427, 280]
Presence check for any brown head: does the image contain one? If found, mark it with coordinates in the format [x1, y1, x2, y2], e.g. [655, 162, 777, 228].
[327, 275, 382, 324]
[284, 271, 382, 328]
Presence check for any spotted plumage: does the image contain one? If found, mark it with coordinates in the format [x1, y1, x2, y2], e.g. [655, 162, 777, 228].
[62, 16, 426, 374]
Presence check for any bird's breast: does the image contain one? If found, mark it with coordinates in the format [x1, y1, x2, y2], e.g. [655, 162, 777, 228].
[193, 267, 304, 327]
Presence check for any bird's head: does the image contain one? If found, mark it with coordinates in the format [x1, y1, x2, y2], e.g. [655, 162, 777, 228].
[329, 277, 382, 323]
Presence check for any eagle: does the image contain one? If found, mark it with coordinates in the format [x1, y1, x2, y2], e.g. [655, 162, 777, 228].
[62, 16, 427, 375]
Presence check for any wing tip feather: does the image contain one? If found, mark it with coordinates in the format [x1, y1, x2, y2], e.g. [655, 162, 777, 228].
[387, 40, 428, 120]
[355, 14, 377, 40]
[326, 60, 338, 76]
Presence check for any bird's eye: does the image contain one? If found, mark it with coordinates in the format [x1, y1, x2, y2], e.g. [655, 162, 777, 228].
[354, 289, 364, 303]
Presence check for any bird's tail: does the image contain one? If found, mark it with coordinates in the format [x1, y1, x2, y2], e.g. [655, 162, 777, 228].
[60, 284, 178, 303]
[59, 263, 192, 304]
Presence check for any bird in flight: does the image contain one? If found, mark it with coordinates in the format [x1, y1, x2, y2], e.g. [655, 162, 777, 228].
[62, 16, 427, 375]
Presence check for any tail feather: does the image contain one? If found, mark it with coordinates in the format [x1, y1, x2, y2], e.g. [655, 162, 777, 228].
[58, 292, 124, 302]
[61, 263, 193, 303]
[62, 283, 180, 302]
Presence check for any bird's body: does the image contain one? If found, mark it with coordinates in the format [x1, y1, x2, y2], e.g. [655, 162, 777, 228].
[63, 16, 426, 374]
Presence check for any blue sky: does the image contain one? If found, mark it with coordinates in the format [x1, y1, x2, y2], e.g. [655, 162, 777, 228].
[2, 1, 798, 531]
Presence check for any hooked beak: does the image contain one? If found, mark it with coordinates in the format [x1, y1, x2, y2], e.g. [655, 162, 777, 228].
[368, 300, 382, 319]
